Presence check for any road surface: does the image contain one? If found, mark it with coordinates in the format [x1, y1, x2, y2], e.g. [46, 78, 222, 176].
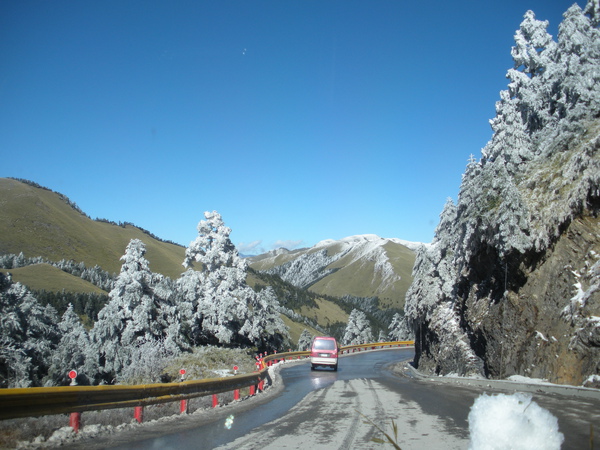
[66, 348, 598, 449]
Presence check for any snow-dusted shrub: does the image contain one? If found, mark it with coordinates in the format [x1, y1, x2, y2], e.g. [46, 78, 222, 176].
[118, 338, 180, 384]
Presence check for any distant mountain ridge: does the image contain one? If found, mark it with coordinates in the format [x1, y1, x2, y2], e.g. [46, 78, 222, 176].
[249, 234, 421, 309]
[0, 178, 420, 315]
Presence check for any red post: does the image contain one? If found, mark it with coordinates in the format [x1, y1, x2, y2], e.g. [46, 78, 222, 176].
[180, 399, 188, 414]
[134, 406, 144, 423]
[234, 389, 240, 400]
[69, 412, 81, 432]
[258, 379, 264, 391]
[250, 384, 255, 396]
[212, 394, 218, 408]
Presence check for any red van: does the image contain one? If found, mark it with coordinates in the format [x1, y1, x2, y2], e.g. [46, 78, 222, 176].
[310, 336, 339, 371]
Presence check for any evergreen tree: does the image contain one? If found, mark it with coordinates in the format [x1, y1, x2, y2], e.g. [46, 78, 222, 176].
[242, 286, 289, 352]
[388, 312, 413, 341]
[0, 273, 59, 387]
[342, 309, 373, 345]
[297, 329, 312, 351]
[92, 239, 181, 381]
[511, 10, 556, 78]
[181, 211, 251, 345]
[556, 2, 600, 124]
[46, 304, 96, 385]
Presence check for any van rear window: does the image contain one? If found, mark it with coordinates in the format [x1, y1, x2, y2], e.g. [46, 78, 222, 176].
[313, 339, 336, 350]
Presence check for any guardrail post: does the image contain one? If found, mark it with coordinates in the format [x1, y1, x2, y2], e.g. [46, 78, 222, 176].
[212, 394, 218, 408]
[69, 412, 81, 432]
[180, 399, 188, 414]
[234, 389, 240, 401]
[134, 406, 144, 423]
[258, 379, 264, 391]
[250, 384, 255, 396]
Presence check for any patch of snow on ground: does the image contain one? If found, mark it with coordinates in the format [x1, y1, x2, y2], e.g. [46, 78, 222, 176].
[585, 374, 600, 385]
[468, 392, 564, 450]
[506, 375, 553, 385]
[534, 331, 548, 341]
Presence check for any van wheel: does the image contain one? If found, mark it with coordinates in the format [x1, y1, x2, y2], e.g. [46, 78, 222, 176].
[311, 364, 316, 371]
[332, 364, 338, 371]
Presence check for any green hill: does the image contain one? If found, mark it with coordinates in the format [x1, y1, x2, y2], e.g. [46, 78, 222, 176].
[0, 178, 186, 278]
[0, 264, 106, 294]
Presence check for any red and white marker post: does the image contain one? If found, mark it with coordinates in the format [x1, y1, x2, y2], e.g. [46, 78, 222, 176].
[179, 369, 188, 413]
[232, 365, 240, 400]
[68, 370, 81, 432]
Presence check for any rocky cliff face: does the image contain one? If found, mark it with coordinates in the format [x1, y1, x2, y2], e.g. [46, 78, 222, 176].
[405, 1, 600, 387]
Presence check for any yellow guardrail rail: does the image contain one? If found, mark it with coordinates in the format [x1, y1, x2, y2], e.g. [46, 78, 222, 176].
[0, 340, 414, 422]
[0, 370, 267, 420]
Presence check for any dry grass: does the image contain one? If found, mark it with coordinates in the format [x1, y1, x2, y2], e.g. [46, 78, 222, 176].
[299, 297, 349, 329]
[0, 178, 186, 280]
[0, 264, 106, 294]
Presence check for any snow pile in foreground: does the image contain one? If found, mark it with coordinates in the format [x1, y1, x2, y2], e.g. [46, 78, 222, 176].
[468, 393, 564, 450]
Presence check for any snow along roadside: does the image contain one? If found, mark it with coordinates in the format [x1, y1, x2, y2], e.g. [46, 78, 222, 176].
[394, 361, 600, 401]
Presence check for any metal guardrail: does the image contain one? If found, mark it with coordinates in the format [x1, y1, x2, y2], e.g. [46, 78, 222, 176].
[0, 370, 267, 420]
[0, 340, 414, 422]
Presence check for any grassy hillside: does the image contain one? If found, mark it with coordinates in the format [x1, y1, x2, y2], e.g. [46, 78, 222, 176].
[0, 264, 106, 294]
[299, 297, 349, 329]
[0, 178, 186, 278]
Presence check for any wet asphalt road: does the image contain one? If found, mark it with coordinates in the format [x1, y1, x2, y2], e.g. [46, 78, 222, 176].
[100, 348, 598, 449]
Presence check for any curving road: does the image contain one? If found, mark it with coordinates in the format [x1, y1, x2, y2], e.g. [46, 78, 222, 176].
[87, 348, 598, 449]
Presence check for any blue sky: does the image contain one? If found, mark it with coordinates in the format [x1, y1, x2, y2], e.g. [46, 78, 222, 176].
[1, 0, 572, 254]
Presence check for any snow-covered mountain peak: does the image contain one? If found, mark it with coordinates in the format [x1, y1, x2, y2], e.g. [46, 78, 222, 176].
[315, 234, 426, 252]
[250, 233, 418, 306]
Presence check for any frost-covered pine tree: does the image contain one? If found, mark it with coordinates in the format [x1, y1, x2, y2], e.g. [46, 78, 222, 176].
[242, 286, 289, 352]
[388, 312, 413, 341]
[181, 211, 251, 345]
[556, 2, 600, 124]
[92, 239, 182, 381]
[0, 273, 59, 387]
[297, 329, 313, 351]
[46, 303, 96, 385]
[342, 309, 373, 345]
